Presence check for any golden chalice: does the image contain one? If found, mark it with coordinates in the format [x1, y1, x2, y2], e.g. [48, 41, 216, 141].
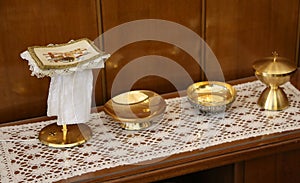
[253, 52, 297, 111]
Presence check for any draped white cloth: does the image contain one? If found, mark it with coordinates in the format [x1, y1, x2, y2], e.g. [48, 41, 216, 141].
[20, 48, 109, 125]
[47, 70, 93, 125]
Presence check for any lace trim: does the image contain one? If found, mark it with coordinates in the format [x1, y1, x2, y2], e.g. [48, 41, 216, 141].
[20, 50, 110, 78]
[1, 81, 300, 182]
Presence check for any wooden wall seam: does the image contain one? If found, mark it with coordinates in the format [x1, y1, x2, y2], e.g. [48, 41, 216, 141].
[96, 0, 108, 103]
[201, 0, 207, 81]
[234, 161, 245, 183]
[297, 1, 300, 67]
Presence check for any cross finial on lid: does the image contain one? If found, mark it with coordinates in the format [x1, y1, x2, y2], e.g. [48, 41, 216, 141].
[272, 51, 278, 62]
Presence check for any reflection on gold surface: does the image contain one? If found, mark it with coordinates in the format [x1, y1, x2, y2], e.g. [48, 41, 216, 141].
[104, 90, 166, 130]
[39, 123, 92, 148]
[187, 81, 236, 113]
[253, 52, 297, 110]
[197, 94, 226, 104]
[112, 91, 149, 105]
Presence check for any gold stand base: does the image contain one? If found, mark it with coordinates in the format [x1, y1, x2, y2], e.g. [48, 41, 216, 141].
[258, 86, 289, 111]
[120, 121, 152, 130]
[38, 123, 92, 148]
[119, 114, 164, 130]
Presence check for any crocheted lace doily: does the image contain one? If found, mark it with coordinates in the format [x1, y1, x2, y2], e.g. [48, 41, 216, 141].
[1, 81, 300, 183]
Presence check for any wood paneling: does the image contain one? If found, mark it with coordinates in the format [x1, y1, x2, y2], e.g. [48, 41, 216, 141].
[101, 0, 300, 97]
[244, 155, 277, 183]
[206, 0, 300, 80]
[100, 0, 203, 98]
[103, 41, 201, 97]
[0, 0, 100, 123]
[0, 2, 300, 182]
[2, 1, 299, 123]
[100, 0, 202, 32]
[156, 164, 234, 183]
[244, 149, 300, 183]
[276, 149, 300, 183]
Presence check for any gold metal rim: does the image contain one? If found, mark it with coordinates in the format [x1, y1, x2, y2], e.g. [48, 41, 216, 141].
[187, 81, 237, 107]
[103, 90, 166, 125]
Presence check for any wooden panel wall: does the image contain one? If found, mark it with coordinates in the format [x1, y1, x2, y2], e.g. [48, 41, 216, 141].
[0, 1, 299, 124]
[206, 0, 300, 80]
[0, 0, 101, 123]
[101, 0, 300, 97]
[100, 0, 203, 98]
[156, 164, 234, 183]
[244, 149, 300, 183]
[0, 1, 300, 182]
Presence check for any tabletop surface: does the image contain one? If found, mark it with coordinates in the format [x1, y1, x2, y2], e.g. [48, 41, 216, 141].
[1, 69, 300, 183]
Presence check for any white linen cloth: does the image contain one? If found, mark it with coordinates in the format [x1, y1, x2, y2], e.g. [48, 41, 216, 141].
[47, 70, 93, 125]
[20, 48, 109, 125]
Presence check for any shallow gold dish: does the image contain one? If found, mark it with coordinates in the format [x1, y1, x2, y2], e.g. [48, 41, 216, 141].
[187, 81, 237, 113]
[103, 90, 166, 130]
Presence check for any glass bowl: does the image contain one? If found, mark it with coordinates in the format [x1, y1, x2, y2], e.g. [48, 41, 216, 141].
[187, 81, 236, 113]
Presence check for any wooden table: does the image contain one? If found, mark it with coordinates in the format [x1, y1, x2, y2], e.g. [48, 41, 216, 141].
[1, 69, 300, 183]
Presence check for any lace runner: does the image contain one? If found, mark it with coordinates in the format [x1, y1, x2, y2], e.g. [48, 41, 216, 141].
[1, 80, 300, 183]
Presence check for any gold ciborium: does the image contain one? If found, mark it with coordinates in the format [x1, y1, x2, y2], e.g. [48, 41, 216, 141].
[253, 52, 297, 111]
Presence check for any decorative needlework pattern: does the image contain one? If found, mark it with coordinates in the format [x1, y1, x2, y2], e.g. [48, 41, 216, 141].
[1, 81, 300, 183]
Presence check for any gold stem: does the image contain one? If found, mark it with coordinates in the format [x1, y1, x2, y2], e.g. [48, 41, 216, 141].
[62, 124, 68, 144]
[270, 84, 278, 90]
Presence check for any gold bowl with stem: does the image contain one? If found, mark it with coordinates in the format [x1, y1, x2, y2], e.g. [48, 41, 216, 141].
[104, 90, 166, 130]
[253, 52, 297, 111]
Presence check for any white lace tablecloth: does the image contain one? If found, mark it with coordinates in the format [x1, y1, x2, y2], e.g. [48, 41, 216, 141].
[1, 80, 300, 183]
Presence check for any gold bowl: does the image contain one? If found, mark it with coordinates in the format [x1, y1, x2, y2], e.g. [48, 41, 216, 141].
[187, 81, 237, 113]
[103, 90, 166, 130]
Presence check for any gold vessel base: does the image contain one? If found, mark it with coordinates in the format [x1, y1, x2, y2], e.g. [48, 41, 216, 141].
[38, 123, 92, 148]
[119, 121, 152, 130]
[258, 86, 289, 111]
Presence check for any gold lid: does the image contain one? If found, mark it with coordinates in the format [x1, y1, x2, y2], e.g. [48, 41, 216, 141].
[253, 52, 297, 75]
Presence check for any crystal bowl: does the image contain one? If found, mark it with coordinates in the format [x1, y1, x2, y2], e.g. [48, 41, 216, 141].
[187, 81, 236, 113]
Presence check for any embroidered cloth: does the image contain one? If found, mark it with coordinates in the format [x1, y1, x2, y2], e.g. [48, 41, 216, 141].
[20, 40, 110, 125]
[1, 81, 300, 183]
